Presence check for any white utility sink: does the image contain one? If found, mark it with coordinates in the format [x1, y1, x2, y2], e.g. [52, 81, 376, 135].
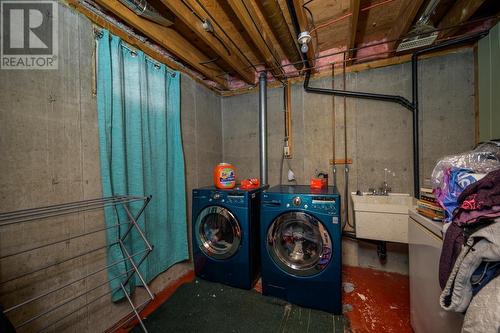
[351, 192, 415, 243]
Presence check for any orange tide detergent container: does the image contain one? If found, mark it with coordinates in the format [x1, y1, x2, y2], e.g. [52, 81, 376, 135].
[213, 163, 236, 189]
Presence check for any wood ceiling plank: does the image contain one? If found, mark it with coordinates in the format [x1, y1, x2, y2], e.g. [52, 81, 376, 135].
[194, 0, 262, 68]
[276, 0, 299, 40]
[438, 0, 486, 38]
[387, 0, 425, 52]
[160, 0, 255, 84]
[89, 0, 229, 89]
[227, 0, 286, 78]
[291, 0, 316, 68]
[347, 0, 361, 62]
[276, 0, 304, 65]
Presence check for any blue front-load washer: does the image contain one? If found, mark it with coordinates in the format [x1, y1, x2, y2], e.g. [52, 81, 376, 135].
[260, 185, 342, 314]
[192, 186, 262, 289]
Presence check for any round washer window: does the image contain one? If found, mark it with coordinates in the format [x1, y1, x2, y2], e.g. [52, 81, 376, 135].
[195, 206, 241, 260]
[267, 211, 332, 276]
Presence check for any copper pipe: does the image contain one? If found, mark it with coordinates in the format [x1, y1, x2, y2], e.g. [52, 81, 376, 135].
[310, 0, 397, 34]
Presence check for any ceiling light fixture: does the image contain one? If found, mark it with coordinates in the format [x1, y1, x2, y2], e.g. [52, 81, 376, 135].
[202, 19, 214, 33]
[297, 31, 311, 53]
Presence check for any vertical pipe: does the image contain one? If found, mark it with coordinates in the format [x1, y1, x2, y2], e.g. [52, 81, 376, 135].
[331, 64, 337, 186]
[259, 72, 268, 185]
[412, 55, 420, 198]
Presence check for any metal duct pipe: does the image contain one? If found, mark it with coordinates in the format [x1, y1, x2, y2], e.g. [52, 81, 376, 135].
[118, 0, 174, 27]
[259, 72, 268, 186]
[260, 0, 302, 70]
[416, 0, 441, 27]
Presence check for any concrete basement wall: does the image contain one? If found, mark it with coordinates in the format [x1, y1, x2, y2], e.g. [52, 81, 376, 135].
[222, 49, 476, 274]
[0, 3, 221, 331]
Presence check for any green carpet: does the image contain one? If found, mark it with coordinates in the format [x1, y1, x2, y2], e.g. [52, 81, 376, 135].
[133, 278, 347, 333]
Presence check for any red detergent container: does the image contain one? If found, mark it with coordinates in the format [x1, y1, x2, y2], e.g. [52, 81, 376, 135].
[213, 163, 236, 189]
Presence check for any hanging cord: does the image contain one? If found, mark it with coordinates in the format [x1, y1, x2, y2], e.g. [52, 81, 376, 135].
[343, 51, 355, 230]
[280, 84, 287, 186]
[279, 141, 285, 186]
[279, 143, 296, 185]
[280, 83, 296, 185]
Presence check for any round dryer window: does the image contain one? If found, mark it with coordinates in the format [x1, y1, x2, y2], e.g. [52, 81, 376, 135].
[195, 206, 241, 260]
[267, 211, 332, 276]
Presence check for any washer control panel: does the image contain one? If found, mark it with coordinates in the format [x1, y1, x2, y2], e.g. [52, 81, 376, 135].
[310, 197, 338, 214]
[262, 193, 339, 216]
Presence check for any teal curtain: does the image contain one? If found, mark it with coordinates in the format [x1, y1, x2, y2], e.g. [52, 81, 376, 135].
[96, 30, 188, 301]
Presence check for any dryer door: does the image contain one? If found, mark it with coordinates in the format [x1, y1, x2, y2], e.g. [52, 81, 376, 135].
[267, 211, 332, 276]
[195, 206, 242, 260]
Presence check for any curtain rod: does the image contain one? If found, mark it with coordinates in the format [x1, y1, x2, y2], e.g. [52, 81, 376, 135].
[94, 27, 178, 76]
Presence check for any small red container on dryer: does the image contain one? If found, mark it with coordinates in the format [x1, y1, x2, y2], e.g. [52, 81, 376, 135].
[240, 178, 260, 190]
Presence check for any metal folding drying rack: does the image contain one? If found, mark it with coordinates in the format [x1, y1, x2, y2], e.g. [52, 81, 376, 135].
[0, 195, 154, 332]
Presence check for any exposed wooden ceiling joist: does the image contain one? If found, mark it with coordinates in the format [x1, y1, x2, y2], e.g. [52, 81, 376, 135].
[275, 0, 306, 70]
[67, 0, 217, 93]
[160, 0, 255, 84]
[185, 0, 262, 71]
[387, 0, 425, 53]
[438, 0, 486, 38]
[276, 0, 302, 51]
[227, 0, 287, 79]
[291, 0, 316, 69]
[90, 0, 229, 89]
[70, 0, 498, 95]
[346, 0, 360, 62]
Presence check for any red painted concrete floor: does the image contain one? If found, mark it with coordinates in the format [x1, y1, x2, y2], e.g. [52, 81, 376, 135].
[129, 266, 411, 333]
[343, 265, 412, 333]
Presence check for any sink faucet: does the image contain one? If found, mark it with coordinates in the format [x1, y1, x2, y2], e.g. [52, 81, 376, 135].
[379, 182, 391, 196]
[368, 169, 395, 195]
[379, 168, 394, 195]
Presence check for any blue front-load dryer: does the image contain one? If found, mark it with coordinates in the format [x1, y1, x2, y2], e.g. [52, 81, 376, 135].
[192, 186, 262, 289]
[260, 185, 342, 314]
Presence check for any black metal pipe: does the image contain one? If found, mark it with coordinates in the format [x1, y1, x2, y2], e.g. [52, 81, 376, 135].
[286, 0, 486, 199]
[302, 33, 487, 199]
[304, 71, 414, 111]
[285, 0, 306, 69]
[410, 32, 488, 198]
[412, 57, 419, 198]
[377, 241, 387, 264]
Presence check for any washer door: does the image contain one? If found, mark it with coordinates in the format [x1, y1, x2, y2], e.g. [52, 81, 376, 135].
[195, 206, 241, 260]
[267, 211, 332, 276]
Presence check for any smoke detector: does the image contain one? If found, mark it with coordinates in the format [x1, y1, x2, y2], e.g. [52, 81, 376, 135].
[298, 31, 311, 53]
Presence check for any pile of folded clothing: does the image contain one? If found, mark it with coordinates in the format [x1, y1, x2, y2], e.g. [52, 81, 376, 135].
[431, 141, 500, 221]
[434, 168, 485, 221]
[433, 144, 500, 331]
[417, 187, 445, 220]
